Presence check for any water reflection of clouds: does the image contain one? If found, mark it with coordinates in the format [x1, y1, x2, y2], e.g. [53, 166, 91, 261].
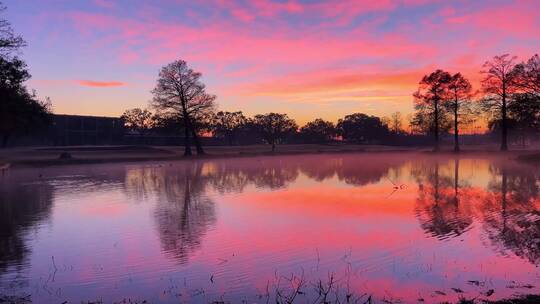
[119, 155, 539, 267]
[0, 154, 538, 303]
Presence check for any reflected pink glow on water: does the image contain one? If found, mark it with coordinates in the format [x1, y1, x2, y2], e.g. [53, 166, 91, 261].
[0, 154, 538, 303]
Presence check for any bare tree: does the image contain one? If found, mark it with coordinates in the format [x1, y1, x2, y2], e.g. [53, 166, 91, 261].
[446, 73, 473, 152]
[252, 113, 297, 152]
[413, 69, 452, 151]
[481, 54, 520, 151]
[121, 108, 154, 135]
[390, 111, 403, 134]
[516, 54, 540, 95]
[151, 60, 216, 156]
[0, 2, 25, 58]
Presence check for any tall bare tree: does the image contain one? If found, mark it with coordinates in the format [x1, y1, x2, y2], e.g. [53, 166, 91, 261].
[413, 70, 452, 151]
[446, 73, 473, 152]
[481, 54, 520, 151]
[151, 60, 216, 156]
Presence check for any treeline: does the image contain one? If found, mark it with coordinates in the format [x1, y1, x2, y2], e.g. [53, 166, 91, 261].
[0, 2, 51, 147]
[122, 106, 400, 153]
[121, 53, 539, 154]
[411, 54, 540, 151]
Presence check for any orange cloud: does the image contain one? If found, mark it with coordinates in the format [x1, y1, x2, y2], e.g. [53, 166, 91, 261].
[239, 69, 426, 96]
[76, 80, 126, 87]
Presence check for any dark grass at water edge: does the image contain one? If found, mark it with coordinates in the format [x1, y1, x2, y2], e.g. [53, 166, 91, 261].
[1, 294, 539, 304]
[4, 147, 396, 168]
[5, 146, 540, 169]
[516, 152, 540, 163]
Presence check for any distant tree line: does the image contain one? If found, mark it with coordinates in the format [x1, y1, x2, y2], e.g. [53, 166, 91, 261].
[123, 101, 412, 154]
[0, 2, 51, 147]
[2, 1, 538, 152]
[412, 54, 540, 151]
[118, 53, 539, 154]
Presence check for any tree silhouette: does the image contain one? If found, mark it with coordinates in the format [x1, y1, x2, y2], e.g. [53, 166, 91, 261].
[0, 2, 25, 57]
[446, 73, 473, 152]
[481, 54, 520, 151]
[389, 112, 403, 134]
[299, 118, 336, 143]
[516, 54, 540, 95]
[211, 111, 247, 145]
[0, 4, 51, 147]
[413, 70, 452, 151]
[252, 113, 297, 152]
[506, 93, 540, 145]
[0, 57, 51, 147]
[337, 113, 389, 144]
[120, 108, 154, 135]
[151, 60, 216, 155]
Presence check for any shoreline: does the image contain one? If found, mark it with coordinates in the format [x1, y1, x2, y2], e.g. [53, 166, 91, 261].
[0, 144, 539, 168]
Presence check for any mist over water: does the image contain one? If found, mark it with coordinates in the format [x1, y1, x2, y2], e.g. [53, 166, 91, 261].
[0, 153, 538, 303]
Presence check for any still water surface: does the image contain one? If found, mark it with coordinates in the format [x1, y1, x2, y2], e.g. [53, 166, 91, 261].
[0, 153, 538, 303]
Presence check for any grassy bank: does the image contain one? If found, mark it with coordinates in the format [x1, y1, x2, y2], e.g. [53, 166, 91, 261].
[0, 144, 415, 168]
[0, 144, 538, 168]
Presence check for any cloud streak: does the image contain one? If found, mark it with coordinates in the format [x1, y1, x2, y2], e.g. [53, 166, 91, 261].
[76, 80, 126, 87]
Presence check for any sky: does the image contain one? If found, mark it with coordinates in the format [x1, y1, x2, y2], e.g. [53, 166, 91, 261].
[3, 0, 540, 125]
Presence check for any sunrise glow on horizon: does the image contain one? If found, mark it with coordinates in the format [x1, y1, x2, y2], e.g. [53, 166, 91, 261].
[4, 0, 540, 124]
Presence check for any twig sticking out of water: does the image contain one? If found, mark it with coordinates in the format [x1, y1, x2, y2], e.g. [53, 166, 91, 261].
[275, 269, 306, 304]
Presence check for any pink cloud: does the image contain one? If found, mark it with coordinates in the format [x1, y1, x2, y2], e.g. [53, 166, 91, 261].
[66, 11, 438, 69]
[443, 1, 540, 38]
[76, 80, 126, 87]
[40, 0, 540, 118]
[215, 0, 304, 22]
[229, 8, 255, 22]
[119, 50, 140, 64]
[93, 0, 115, 9]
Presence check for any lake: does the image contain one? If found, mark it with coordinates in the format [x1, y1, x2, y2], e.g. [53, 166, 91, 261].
[0, 153, 538, 303]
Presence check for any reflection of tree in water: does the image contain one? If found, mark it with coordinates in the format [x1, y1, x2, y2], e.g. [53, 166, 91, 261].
[249, 164, 299, 190]
[124, 166, 167, 200]
[125, 155, 407, 263]
[298, 158, 341, 181]
[207, 159, 300, 193]
[0, 180, 53, 280]
[413, 158, 473, 240]
[152, 163, 216, 264]
[299, 154, 405, 186]
[206, 163, 251, 193]
[481, 163, 539, 265]
[186, 155, 402, 195]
